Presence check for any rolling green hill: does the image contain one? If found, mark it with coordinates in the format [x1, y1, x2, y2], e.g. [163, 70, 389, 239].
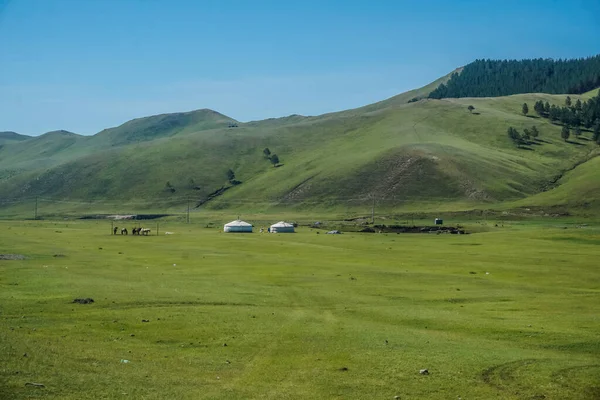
[89, 109, 238, 147]
[0, 69, 599, 217]
[0, 131, 31, 145]
[508, 155, 600, 211]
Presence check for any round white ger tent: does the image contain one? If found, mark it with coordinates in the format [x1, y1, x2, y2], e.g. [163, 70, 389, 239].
[270, 221, 295, 233]
[223, 220, 253, 233]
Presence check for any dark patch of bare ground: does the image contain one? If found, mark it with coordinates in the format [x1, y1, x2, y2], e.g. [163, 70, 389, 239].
[72, 298, 94, 304]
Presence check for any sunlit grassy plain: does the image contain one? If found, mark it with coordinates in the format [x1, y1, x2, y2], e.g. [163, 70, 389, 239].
[1, 218, 599, 399]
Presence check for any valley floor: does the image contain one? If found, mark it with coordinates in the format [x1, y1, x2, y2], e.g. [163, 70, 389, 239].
[0, 219, 599, 399]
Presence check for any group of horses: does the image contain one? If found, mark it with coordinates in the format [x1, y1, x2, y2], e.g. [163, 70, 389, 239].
[113, 226, 150, 236]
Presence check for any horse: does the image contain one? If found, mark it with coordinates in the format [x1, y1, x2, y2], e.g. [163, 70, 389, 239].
[121, 228, 128, 235]
[113, 226, 118, 235]
[140, 228, 151, 236]
[131, 227, 139, 235]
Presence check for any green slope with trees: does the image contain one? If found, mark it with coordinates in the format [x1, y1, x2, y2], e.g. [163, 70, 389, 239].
[1, 66, 599, 217]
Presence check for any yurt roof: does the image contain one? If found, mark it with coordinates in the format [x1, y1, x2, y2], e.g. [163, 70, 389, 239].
[224, 219, 252, 227]
[271, 221, 294, 227]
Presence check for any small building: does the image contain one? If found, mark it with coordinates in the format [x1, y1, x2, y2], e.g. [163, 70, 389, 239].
[224, 219, 253, 233]
[434, 218, 443, 225]
[269, 221, 295, 233]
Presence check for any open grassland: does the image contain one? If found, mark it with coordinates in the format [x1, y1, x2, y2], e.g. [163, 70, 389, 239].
[1, 220, 599, 399]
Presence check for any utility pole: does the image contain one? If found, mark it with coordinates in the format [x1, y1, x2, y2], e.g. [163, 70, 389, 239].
[34, 196, 38, 220]
[371, 196, 375, 225]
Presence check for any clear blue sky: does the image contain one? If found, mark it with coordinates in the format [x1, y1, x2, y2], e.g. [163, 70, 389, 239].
[1, 0, 599, 135]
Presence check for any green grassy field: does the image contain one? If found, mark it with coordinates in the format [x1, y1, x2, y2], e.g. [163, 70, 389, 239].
[1, 219, 598, 399]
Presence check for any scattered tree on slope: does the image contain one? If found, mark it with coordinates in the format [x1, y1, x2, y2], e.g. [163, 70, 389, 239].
[533, 91, 600, 129]
[270, 154, 280, 167]
[226, 169, 235, 182]
[561, 126, 571, 142]
[507, 127, 523, 147]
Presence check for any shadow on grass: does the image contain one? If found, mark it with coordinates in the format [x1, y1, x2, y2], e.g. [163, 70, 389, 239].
[566, 140, 586, 146]
[517, 146, 535, 151]
[577, 137, 591, 141]
[535, 138, 552, 144]
[526, 115, 540, 119]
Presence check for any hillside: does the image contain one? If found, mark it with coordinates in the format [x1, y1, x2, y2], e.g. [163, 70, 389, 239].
[0, 131, 30, 145]
[509, 155, 600, 211]
[1, 68, 600, 217]
[89, 109, 238, 147]
[0, 129, 87, 171]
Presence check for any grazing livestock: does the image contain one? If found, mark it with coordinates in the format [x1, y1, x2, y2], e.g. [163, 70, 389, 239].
[131, 227, 139, 235]
[113, 226, 118, 235]
[121, 228, 128, 235]
[140, 228, 151, 236]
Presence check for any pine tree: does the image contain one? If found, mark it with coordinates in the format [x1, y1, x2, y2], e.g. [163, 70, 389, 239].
[549, 105, 560, 121]
[544, 102, 551, 114]
[522, 129, 531, 143]
[507, 127, 522, 146]
[522, 103, 529, 116]
[565, 96, 572, 107]
[593, 122, 600, 144]
[574, 126, 582, 138]
[561, 126, 570, 142]
[530, 125, 540, 139]
[226, 169, 235, 182]
[270, 154, 280, 167]
[165, 181, 175, 193]
[534, 100, 545, 116]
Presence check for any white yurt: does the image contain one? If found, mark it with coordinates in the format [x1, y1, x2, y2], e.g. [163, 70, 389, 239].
[223, 220, 253, 233]
[269, 221, 295, 233]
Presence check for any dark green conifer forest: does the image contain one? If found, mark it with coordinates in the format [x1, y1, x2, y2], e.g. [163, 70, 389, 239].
[429, 56, 600, 99]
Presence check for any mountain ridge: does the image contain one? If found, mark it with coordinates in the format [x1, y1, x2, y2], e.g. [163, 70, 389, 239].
[1, 59, 599, 217]
[0, 131, 31, 144]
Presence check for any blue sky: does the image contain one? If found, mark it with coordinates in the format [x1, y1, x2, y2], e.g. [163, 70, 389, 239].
[1, 0, 599, 135]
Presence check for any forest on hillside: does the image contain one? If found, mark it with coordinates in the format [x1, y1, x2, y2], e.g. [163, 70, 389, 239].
[429, 56, 600, 99]
[507, 90, 600, 148]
